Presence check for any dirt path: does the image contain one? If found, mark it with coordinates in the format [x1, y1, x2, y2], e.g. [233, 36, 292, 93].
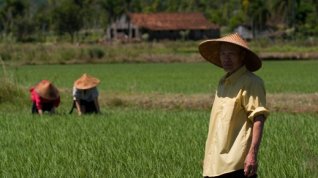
[100, 92, 318, 113]
[259, 52, 318, 60]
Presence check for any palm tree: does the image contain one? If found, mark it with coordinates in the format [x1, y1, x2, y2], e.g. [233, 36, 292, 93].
[243, 0, 270, 37]
[0, 0, 27, 34]
[270, 0, 300, 28]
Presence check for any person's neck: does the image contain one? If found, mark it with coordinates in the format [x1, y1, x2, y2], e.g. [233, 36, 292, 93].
[225, 65, 244, 78]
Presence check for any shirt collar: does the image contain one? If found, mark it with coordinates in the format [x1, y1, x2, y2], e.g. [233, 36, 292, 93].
[220, 66, 247, 84]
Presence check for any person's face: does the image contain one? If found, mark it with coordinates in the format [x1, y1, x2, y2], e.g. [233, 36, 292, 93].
[220, 43, 245, 73]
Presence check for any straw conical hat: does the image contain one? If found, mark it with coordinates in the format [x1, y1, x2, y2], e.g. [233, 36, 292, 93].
[35, 80, 59, 100]
[74, 73, 100, 90]
[198, 33, 262, 72]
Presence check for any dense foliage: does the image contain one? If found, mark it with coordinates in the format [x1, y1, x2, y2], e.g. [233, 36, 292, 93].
[0, 0, 318, 42]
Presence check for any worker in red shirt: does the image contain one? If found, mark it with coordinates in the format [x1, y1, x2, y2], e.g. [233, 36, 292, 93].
[30, 80, 60, 115]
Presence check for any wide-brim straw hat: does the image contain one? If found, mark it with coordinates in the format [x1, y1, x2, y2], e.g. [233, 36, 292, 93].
[35, 80, 59, 100]
[198, 33, 261, 72]
[74, 73, 100, 90]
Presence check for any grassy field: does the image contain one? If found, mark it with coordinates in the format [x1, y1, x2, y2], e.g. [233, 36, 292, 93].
[260, 113, 318, 178]
[0, 109, 317, 177]
[6, 60, 318, 94]
[2, 41, 318, 65]
[0, 61, 318, 177]
[0, 108, 208, 177]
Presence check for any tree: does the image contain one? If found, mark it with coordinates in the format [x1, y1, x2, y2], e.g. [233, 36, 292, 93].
[0, 0, 27, 34]
[98, 0, 124, 24]
[0, 0, 39, 41]
[244, 0, 270, 37]
[51, 0, 84, 42]
[294, 0, 318, 36]
[269, 0, 300, 29]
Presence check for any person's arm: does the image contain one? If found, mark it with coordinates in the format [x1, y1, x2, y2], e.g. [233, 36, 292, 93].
[50, 107, 56, 114]
[75, 100, 82, 116]
[94, 98, 100, 113]
[73, 87, 82, 116]
[38, 109, 43, 115]
[244, 114, 265, 177]
[50, 98, 59, 114]
[92, 88, 100, 113]
[34, 92, 43, 115]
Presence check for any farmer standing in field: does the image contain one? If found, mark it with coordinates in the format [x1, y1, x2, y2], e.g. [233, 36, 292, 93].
[199, 33, 269, 178]
[30, 80, 60, 115]
[71, 73, 101, 115]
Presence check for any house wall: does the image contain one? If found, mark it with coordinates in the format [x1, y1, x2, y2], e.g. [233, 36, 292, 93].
[148, 30, 180, 40]
[107, 14, 220, 41]
[189, 29, 220, 40]
[145, 29, 220, 41]
[234, 26, 253, 40]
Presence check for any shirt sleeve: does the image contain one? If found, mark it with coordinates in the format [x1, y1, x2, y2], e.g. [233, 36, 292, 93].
[91, 87, 99, 99]
[30, 88, 35, 101]
[72, 87, 79, 100]
[31, 89, 42, 110]
[242, 78, 270, 121]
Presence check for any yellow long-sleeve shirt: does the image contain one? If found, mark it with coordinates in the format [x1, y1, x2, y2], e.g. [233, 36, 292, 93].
[203, 66, 269, 177]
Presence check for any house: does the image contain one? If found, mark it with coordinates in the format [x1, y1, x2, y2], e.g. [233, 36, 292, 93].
[234, 25, 253, 40]
[107, 12, 220, 41]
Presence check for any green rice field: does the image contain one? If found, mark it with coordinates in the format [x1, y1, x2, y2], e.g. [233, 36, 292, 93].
[0, 110, 317, 177]
[0, 60, 318, 177]
[8, 60, 318, 94]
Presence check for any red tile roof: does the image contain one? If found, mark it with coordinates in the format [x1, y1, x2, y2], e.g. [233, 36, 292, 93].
[129, 12, 219, 30]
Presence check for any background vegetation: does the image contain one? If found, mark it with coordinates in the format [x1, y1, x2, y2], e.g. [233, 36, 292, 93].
[2, 40, 318, 65]
[1, 0, 318, 42]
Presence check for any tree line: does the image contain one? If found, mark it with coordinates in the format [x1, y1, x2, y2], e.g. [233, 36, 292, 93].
[0, 0, 318, 42]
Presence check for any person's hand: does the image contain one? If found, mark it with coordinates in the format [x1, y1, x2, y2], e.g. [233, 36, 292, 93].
[244, 152, 258, 177]
[50, 107, 56, 114]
